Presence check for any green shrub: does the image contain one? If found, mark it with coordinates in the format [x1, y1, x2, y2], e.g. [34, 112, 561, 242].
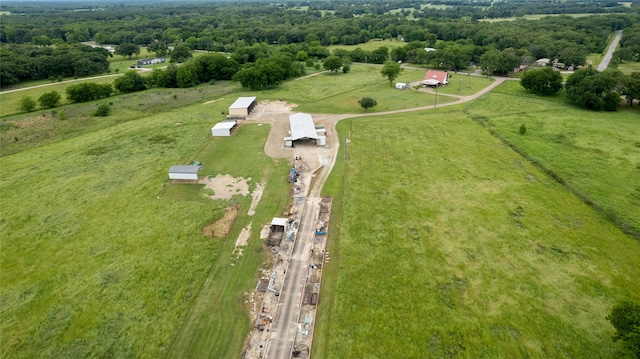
[19, 96, 36, 112]
[93, 103, 111, 117]
[519, 124, 527, 135]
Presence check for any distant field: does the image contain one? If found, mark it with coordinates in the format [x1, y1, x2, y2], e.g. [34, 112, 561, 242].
[617, 61, 640, 75]
[328, 39, 405, 52]
[480, 13, 613, 22]
[314, 99, 640, 358]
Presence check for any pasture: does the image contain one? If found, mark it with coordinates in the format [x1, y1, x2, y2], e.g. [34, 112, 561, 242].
[328, 39, 405, 52]
[314, 102, 640, 358]
[0, 82, 241, 156]
[0, 100, 290, 358]
[617, 61, 640, 75]
[259, 65, 467, 113]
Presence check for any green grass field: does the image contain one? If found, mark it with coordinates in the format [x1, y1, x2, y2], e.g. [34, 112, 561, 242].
[479, 13, 614, 22]
[617, 61, 640, 75]
[0, 100, 290, 358]
[1, 82, 242, 156]
[314, 101, 640, 358]
[328, 39, 406, 53]
[467, 80, 640, 238]
[257, 66, 479, 114]
[2, 60, 639, 359]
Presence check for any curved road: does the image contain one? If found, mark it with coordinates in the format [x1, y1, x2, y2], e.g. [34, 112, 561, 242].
[597, 30, 623, 72]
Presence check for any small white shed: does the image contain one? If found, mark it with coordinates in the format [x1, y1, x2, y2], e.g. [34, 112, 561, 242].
[169, 165, 201, 180]
[211, 121, 237, 137]
[395, 82, 408, 90]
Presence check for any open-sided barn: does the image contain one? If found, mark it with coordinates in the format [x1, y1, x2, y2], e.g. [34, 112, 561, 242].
[228, 97, 257, 117]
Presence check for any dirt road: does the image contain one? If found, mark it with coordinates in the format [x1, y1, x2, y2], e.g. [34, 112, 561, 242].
[246, 75, 510, 359]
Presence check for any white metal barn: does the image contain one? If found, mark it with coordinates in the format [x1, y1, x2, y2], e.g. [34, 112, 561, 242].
[211, 121, 237, 137]
[286, 113, 321, 147]
[228, 96, 257, 117]
[168, 165, 202, 180]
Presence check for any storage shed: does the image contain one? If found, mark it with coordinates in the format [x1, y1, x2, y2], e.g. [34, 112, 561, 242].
[211, 121, 237, 137]
[286, 113, 321, 147]
[228, 96, 257, 117]
[169, 165, 202, 180]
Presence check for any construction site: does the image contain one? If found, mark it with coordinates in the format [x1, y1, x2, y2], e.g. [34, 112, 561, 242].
[239, 101, 338, 359]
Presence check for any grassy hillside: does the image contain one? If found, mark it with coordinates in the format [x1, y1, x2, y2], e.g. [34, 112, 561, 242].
[466, 81, 640, 238]
[0, 101, 289, 358]
[314, 107, 640, 358]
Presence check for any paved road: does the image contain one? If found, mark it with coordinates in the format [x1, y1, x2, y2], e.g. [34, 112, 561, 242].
[598, 30, 623, 72]
[265, 198, 319, 359]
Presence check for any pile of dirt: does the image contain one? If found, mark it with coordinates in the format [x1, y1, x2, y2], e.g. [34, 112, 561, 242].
[202, 205, 239, 237]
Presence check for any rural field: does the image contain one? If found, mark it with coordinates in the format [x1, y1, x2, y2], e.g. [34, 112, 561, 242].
[314, 101, 640, 358]
[1, 59, 639, 359]
[0, 97, 290, 358]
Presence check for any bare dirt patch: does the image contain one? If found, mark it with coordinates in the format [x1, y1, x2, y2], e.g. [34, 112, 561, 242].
[202, 205, 239, 238]
[235, 224, 252, 247]
[204, 97, 224, 105]
[248, 183, 265, 216]
[199, 174, 250, 200]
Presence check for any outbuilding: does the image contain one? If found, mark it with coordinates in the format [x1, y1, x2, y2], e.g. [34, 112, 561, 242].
[286, 113, 322, 147]
[169, 165, 202, 180]
[211, 120, 237, 137]
[228, 96, 257, 117]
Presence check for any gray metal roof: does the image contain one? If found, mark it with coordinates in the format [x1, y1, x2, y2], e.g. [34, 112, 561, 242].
[212, 121, 237, 130]
[229, 96, 257, 109]
[169, 165, 201, 174]
[289, 113, 318, 141]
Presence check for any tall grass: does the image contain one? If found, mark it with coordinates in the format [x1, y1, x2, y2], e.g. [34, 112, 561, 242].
[0, 102, 290, 358]
[315, 108, 640, 358]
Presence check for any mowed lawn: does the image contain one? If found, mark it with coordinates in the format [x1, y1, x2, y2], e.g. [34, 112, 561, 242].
[0, 101, 289, 357]
[260, 65, 459, 114]
[314, 109, 640, 358]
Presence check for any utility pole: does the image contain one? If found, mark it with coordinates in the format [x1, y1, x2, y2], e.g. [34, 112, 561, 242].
[467, 73, 471, 89]
[434, 84, 438, 109]
[458, 78, 462, 94]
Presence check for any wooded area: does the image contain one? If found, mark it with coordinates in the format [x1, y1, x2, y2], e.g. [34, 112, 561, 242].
[1, 0, 639, 104]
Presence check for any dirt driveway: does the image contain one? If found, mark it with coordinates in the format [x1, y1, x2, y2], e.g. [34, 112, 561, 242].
[244, 76, 510, 191]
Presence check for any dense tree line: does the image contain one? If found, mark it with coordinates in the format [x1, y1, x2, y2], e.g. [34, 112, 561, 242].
[0, 1, 638, 90]
[0, 44, 110, 87]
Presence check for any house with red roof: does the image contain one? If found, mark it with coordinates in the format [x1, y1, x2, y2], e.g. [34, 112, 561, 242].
[421, 70, 449, 87]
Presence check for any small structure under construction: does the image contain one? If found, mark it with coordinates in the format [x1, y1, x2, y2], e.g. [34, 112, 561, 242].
[266, 218, 288, 246]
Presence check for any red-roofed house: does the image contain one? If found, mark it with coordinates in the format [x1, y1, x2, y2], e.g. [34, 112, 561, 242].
[421, 70, 449, 87]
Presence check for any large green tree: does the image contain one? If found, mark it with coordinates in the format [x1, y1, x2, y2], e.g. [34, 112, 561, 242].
[147, 41, 169, 57]
[480, 48, 521, 75]
[520, 67, 563, 96]
[38, 91, 61, 109]
[622, 72, 640, 106]
[113, 71, 147, 93]
[115, 43, 140, 59]
[358, 97, 377, 111]
[193, 53, 240, 82]
[322, 56, 343, 73]
[565, 67, 621, 111]
[170, 44, 193, 63]
[66, 83, 113, 103]
[380, 60, 402, 86]
[607, 301, 640, 358]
